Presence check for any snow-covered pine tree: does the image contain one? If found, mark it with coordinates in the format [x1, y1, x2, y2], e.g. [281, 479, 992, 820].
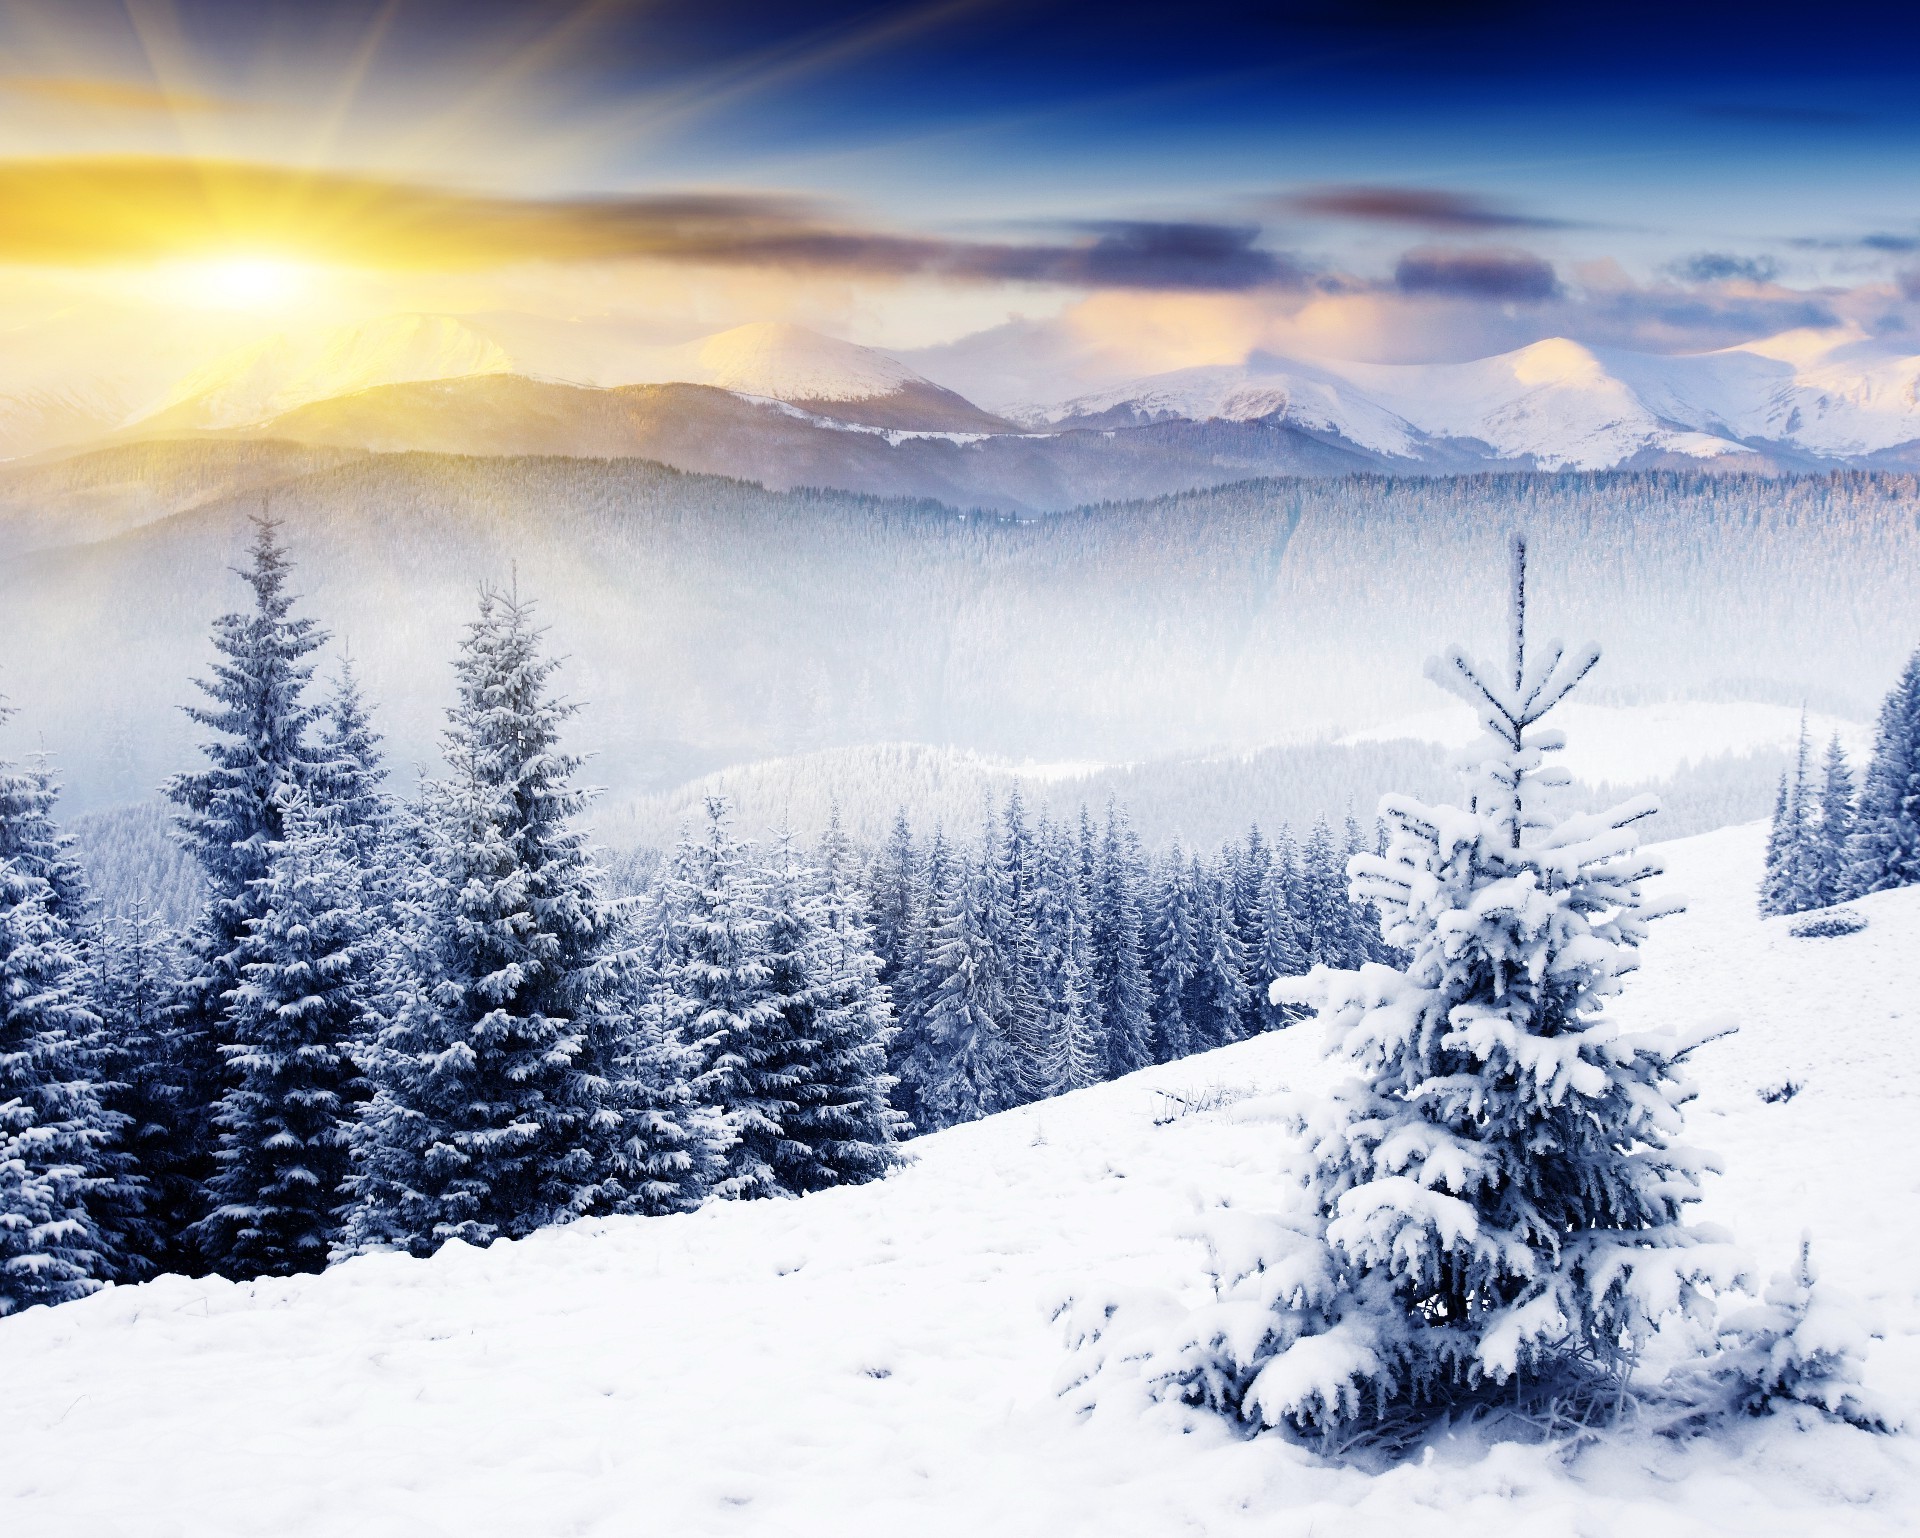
[1251, 847, 1308, 1032]
[1759, 716, 1822, 916]
[597, 868, 721, 1217]
[1027, 817, 1103, 1097]
[886, 822, 955, 1132]
[788, 812, 903, 1182]
[995, 790, 1047, 1098]
[915, 826, 1021, 1130]
[868, 809, 918, 987]
[311, 658, 392, 870]
[163, 516, 330, 1270]
[1808, 735, 1857, 910]
[1154, 536, 1741, 1444]
[1298, 818, 1360, 968]
[1149, 843, 1198, 1063]
[344, 586, 620, 1255]
[1844, 649, 1920, 897]
[1230, 826, 1272, 1038]
[662, 795, 782, 1200]
[0, 858, 127, 1313]
[1090, 801, 1154, 1079]
[1183, 854, 1250, 1052]
[90, 900, 183, 1275]
[196, 794, 372, 1276]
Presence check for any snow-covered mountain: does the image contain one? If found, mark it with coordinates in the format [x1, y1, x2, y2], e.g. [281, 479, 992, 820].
[643, 321, 1013, 432]
[1018, 328, 1920, 471]
[5, 823, 1915, 1535]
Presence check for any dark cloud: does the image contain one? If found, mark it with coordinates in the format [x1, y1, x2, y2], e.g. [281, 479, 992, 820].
[1670, 251, 1780, 283]
[1862, 233, 1920, 254]
[1901, 270, 1920, 303]
[0, 158, 1299, 290]
[1394, 246, 1559, 301]
[1284, 185, 1566, 230]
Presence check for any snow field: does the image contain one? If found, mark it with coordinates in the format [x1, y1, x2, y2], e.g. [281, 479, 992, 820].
[3, 822, 1917, 1537]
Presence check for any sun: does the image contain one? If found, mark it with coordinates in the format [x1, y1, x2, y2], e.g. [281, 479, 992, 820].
[164, 254, 322, 312]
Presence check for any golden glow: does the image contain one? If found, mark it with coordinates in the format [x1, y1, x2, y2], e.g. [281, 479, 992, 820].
[0, 75, 245, 114]
[162, 255, 321, 312]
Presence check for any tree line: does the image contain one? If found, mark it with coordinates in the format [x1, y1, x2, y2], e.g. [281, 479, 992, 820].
[1759, 652, 1920, 916]
[0, 520, 1390, 1314]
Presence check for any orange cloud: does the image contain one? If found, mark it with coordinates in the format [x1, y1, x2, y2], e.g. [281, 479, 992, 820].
[0, 158, 1302, 291]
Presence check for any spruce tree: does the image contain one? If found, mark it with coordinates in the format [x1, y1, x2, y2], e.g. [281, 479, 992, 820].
[1090, 801, 1154, 1078]
[1184, 856, 1250, 1051]
[771, 816, 902, 1187]
[1845, 650, 1920, 896]
[1160, 538, 1738, 1441]
[163, 516, 329, 1269]
[868, 809, 918, 988]
[1252, 849, 1308, 1031]
[1149, 844, 1198, 1063]
[345, 586, 619, 1254]
[1809, 734, 1857, 910]
[887, 823, 955, 1132]
[663, 796, 781, 1199]
[916, 830, 1020, 1130]
[196, 795, 371, 1276]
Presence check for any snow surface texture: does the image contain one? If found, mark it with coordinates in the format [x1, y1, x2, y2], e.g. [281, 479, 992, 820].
[3, 823, 1916, 1536]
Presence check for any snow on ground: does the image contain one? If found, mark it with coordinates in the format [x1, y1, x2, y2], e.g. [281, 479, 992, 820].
[4, 823, 1917, 1537]
[1343, 700, 1873, 784]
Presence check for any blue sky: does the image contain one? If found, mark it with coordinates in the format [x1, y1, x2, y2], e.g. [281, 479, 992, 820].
[2, 0, 1917, 361]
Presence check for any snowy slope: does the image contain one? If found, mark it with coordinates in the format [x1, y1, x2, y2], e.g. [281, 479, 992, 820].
[4, 824, 1916, 1536]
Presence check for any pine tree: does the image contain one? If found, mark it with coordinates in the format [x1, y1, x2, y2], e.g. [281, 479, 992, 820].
[916, 829, 1021, 1130]
[599, 877, 721, 1216]
[1149, 843, 1198, 1063]
[787, 813, 903, 1183]
[312, 658, 392, 870]
[1184, 855, 1250, 1051]
[1298, 818, 1359, 968]
[1229, 826, 1272, 1038]
[886, 823, 955, 1132]
[0, 728, 153, 1310]
[345, 586, 620, 1255]
[1251, 848, 1308, 1031]
[196, 795, 371, 1276]
[163, 516, 330, 1269]
[1845, 650, 1920, 897]
[995, 789, 1046, 1096]
[1760, 718, 1821, 916]
[1090, 801, 1154, 1078]
[868, 809, 917, 987]
[1160, 538, 1740, 1441]
[663, 796, 782, 1199]
[1809, 735, 1857, 910]
[90, 901, 183, 1275]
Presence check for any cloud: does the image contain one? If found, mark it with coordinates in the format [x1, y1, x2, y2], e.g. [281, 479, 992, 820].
[1902, 270, 1920, 303]
[1861, 233, 1920, 254]
[0, 76, 245, 113]
[1282, 185, 1566, 230]
[1393, 246, 1559, 301]
[0, 157, 1299, 291]
[1670, 251, 1780, 283]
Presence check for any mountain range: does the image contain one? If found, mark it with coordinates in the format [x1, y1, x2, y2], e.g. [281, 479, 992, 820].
[7, 312, 1920, 511]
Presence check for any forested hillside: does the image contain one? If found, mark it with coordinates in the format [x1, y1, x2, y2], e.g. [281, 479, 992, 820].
[2, 458, 1914, 822]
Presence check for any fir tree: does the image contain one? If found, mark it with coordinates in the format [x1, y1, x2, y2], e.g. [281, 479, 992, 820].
[868, 809, 918, 987]
[664, 796, 782, 1199]
[196, 795, 372, 1276]
[1845, 650, 1920, 897]
[1184, 856, 1250, 1051]
[345, 586, 619, 1255]
[1158, 538, 1740, 1441]
[916, 829, 1021, 1130]
[1809, 735, 1857, 910]
[1251, 848, 1309, 1031]
[0, 859, 125, 1312]
[886, 823, 955, 1132]
[1090, 801, 1154, 1078]
[779, 814, 903, 1185]
[163, 516, 330, 1269]
[1149, 844, 1197, 1063]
